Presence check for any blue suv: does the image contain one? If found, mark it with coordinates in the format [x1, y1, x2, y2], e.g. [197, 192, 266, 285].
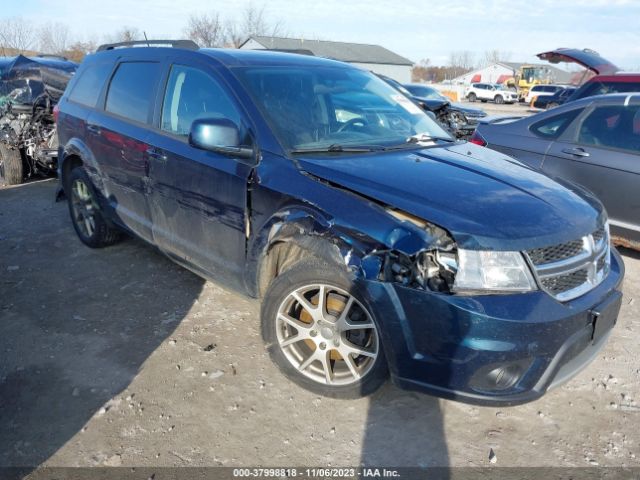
[56, 40, 624, 404]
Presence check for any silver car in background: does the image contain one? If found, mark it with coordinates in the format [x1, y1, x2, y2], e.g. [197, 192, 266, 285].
[473, 93, 640, 250]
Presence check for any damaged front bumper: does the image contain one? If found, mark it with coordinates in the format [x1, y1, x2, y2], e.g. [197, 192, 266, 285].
[360, 248, 624, 406]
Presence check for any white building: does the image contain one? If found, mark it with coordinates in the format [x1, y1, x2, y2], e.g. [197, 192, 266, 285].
[239, 36, 414, 83]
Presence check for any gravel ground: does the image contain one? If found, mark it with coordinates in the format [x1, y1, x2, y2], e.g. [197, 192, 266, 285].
[1, 179, 638, 469]
[461, 99, 536, 117]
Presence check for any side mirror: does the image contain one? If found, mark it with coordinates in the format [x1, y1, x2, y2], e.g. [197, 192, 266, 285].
[189, 118, 253, 159]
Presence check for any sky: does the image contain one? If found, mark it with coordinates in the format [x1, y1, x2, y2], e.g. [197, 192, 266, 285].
[4, 0, 640, 69]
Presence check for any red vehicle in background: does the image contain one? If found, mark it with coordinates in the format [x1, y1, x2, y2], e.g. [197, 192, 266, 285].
[537, 48, 640, 102]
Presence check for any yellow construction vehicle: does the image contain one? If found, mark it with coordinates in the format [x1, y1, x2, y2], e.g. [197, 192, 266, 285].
[505, 65, 552, 101]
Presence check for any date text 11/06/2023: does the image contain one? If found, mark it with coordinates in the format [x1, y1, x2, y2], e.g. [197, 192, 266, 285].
[232, 468, 400, 478]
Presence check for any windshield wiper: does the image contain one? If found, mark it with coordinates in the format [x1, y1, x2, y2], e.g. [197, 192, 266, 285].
[290, 144, 385, 154]
[406, 133, 456, 144]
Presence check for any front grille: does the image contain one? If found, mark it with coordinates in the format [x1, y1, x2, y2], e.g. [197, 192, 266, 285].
[528, 239, 585, 265]
[593, 227, 606, 244]
[525, 226, 610, 302]
[540, 269, 588, 295]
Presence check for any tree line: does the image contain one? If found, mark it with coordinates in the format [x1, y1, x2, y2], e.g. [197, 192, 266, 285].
[412, 49, 513, 83]
[0, 7, 514, 80]
[0, 3, 285, 63]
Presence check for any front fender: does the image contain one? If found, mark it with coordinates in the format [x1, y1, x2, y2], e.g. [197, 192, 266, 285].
[243, 205, 377, 297]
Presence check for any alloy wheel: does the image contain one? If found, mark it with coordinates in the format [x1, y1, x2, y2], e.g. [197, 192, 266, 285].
[275, 284, 379, 386]
[70, 179, 97, 238]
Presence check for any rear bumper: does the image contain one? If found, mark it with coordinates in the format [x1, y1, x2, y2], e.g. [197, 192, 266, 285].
[364, 248, 625, 406]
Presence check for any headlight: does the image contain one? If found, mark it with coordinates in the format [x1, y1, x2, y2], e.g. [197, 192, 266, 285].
[453, 249, 537, 293]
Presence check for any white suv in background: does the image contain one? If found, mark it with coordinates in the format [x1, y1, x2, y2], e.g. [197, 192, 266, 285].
[524, 84, 566, 104]
[465, 83, 518, 104]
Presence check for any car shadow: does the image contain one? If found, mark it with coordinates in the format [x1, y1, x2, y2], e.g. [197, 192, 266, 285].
[362, 384, 449, 471]
[1, 180, 453, 474]
[0, 180, 204, 470]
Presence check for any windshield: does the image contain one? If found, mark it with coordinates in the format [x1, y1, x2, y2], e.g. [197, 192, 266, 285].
[405, 84, 446, 100]
[235, 66, 451, 151]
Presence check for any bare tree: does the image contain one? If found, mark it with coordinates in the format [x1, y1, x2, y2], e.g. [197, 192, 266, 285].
[107, 26, 141, 44]
[0, 17, 36, 54]
[481, 49, 512, 66]
[63, 40, 97, 63]
[184, 12, 226, 48]
[447, 50, 475, 78]
[225, 3, 286, 48]
[38, 22, 70, 55]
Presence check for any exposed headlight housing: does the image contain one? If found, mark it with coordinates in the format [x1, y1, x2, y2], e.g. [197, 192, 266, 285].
[453, 249, 537, 293]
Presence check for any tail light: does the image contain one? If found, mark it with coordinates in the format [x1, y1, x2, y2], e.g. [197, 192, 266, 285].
[53, 104, 60, 124]
[469, 130, 487, 146]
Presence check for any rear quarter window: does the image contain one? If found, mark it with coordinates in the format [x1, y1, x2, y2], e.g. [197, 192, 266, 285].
[67, 62, 113, 107]
[530, 109, 582, 139]
[105, 62, 160, 124]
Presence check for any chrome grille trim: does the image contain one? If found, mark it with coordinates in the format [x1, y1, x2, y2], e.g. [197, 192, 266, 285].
[525, 226, 610, 302]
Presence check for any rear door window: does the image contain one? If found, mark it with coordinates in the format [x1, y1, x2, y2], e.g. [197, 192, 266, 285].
[68, 62, 113, 107]
[530, 109, 582, 139]
[577, 105, 640, 153]
[105, 62, 160, 124]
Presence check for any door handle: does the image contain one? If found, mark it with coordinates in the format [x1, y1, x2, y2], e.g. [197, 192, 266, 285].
[561, 147, 590, 158]
[87, 124, 101, 135]
[146, 148, 167, 162]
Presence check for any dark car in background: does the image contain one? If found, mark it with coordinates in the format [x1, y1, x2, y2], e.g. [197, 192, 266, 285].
[474, 93, 640, 250]
[532, 86, 577, 109]
[378, 75, 486, 138]
[56, 41, 623, 405]
[403, 83, 487, 126]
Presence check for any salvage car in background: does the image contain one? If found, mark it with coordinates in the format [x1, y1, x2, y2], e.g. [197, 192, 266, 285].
[378, 75, 485, 138]
[473, 93, 640, 249]
[0, 55, 77, 185]
[56, 42, 623, 404]
[403, 83, 487, 137]
[532, 86, 577, 110]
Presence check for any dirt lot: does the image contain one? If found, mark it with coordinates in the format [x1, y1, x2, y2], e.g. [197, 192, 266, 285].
[1, 179, 639, 469]
[462, 99, 536, 117]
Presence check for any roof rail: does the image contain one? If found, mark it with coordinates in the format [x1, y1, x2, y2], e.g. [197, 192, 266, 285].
[96, 39, 199, 52]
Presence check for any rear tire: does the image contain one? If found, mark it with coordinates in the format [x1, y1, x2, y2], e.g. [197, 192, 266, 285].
[547, 102, 559, 109]
[67, 167, 121, 248]
[0, 143, 23, 185]
[261, 258, 388, 398]
[467, 93, 477, 102]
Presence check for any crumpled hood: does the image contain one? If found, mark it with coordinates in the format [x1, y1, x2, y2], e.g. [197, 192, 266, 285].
[297, 142, 604, 251]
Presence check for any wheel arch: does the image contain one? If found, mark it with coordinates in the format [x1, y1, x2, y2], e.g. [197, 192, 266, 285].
[59, 138, 101, 194]
[245, 206, 379, 298]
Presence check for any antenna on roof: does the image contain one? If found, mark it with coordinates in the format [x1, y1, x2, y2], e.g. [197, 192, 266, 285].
[143, 31, 150, 47]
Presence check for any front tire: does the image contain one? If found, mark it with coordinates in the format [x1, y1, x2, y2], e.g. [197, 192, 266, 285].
[67, 167, 121, 248]
[467, 93, 477, 102]
[494, 95, 504, 104]
[0, 143, 23, 185]
[261, 258, 388, 398]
